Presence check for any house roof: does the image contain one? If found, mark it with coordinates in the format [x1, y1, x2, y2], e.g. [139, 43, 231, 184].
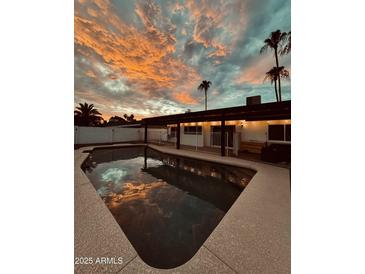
[142, 100, 291, 125]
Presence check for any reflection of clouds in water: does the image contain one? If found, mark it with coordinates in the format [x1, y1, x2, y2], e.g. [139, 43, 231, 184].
[92, 157, 166, 199]
[106, 181, 167, 209]
[101, 168, 127, 184]
[97, 186, 112, 197]
[97, 167, 128, 197]
[146, 158, 163, 168]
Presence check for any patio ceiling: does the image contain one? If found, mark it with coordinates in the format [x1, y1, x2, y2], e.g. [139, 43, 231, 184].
[142, 101, 291, 125]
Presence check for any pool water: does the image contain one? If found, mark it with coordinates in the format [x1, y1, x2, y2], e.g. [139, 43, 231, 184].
[82, 146, 255, 269]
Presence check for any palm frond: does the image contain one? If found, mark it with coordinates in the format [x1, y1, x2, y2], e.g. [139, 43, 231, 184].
[280, 69, 290, 80]
[90, 109, 101, 115]
[260, 43, 269, 54]
[264, 67, 278, 83]
[280, 31, 291, 55]
[74, 102, 103, 126]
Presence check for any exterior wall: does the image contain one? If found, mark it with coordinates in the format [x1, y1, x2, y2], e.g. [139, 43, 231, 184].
[206, 121, 241, 149]
[171, 119, 291, 148]
[241, 120, 291, 143]
[241, 121, 268, 142]
[202, 122, 211, 147]
[178, 121, 243, 148]
[180, 124, 204, 147]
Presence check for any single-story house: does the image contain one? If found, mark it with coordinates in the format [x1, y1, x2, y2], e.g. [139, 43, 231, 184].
[142, 98, 291, 160]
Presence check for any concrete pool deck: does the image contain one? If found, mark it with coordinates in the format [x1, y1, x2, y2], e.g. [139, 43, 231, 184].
[75, 144, 290, 273]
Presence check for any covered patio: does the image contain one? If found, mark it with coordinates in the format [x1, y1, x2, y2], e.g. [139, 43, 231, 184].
[142, 101, 291, 157]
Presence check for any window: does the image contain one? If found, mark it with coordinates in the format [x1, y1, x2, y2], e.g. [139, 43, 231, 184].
[184, 126, 202, 135]
[170, 127, 176, 137]
[268, 124, 291, 141]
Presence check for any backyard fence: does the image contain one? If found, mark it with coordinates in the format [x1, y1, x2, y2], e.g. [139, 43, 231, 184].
[74, 126, 241, 156]
[74, 126, 168, 145]
[145, 128, 168, 144]
[74, 126, 140, 144]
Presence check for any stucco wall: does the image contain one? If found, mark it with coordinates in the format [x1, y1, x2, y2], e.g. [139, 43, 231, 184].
[241, 120, 291, 143]
[241, 121, 268, 142]
[180, 130, 204, 147]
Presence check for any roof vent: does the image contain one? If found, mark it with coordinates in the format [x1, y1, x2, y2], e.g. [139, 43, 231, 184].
[246, 95, 261, 105]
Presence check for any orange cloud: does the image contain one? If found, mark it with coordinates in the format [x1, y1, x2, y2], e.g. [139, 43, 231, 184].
[186, 0, 248, 58]
[172, 91, 198, 105]
[85, 70, 96, 78]
[235, 56, 275, 85]
[75, 0, 200, 95]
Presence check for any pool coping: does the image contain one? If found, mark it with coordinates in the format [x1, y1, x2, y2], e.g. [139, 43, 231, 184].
[75, 143, 290, 273]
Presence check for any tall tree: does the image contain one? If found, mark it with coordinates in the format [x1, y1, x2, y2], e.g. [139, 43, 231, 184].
[260, 30, 289, 101]
[264, 68, 279, 102]
[280, 31, 291, 55]
[124, 114, 136, 122]
[108, 115, 127, 126]
[264, 66, 290, 102]
[197, 80, 212, 111]
[74, 102, 103, 126]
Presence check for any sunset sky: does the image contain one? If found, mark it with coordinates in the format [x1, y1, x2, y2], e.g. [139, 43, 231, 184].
[75, 0, 291, 120]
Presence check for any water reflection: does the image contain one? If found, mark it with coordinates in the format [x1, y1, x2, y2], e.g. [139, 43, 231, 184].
[82, 146, 255, 269]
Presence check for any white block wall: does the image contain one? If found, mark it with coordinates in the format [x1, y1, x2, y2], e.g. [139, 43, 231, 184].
[74, 126, 168, 145]
[147, 128, 168, 142]
[75, 126, 114, 144]
[113, 127, 141, 142]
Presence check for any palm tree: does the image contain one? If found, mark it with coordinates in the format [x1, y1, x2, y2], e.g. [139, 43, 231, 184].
[264, 68, 279, 102]
[197, 80, 212, 111]
[74, 102, 103, 126]
[280, 31, 291, 55]
[108, 115, 127, 126]
[124, 114, 136, 122]
[260, 30, 289, 101]
[264, 66, 290, 102]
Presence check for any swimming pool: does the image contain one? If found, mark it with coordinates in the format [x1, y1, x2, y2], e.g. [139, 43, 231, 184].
[82, 146, 255, 269]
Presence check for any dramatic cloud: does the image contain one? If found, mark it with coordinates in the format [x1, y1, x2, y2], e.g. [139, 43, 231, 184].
[75, 0, 291, 119]
[173, 91, 198, 105]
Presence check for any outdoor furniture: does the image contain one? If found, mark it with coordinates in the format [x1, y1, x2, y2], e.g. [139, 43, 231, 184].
[261, 143, 291, 163]
[239, 141, 266, 154]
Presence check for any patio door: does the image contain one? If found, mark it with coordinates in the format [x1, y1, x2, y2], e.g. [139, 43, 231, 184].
[210, 125, 235, 147]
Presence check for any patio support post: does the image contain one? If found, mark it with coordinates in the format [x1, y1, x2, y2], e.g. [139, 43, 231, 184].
[221, 119, 225, 156]
[144, 123, 148, 144]
[176, 123, 180, 149]
[143, 146, 147, 170]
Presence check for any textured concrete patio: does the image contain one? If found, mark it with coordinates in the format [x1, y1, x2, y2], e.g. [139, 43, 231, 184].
[75, 143, 290, 273]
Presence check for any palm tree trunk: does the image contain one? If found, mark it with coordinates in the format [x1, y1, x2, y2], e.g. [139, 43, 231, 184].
[274, 48, 282, 101]
[205, 89, 207, 110]
[274, 80, 279, 102]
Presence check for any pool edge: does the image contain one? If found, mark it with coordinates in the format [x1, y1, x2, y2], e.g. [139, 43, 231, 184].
[75, 143, 290, 273]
